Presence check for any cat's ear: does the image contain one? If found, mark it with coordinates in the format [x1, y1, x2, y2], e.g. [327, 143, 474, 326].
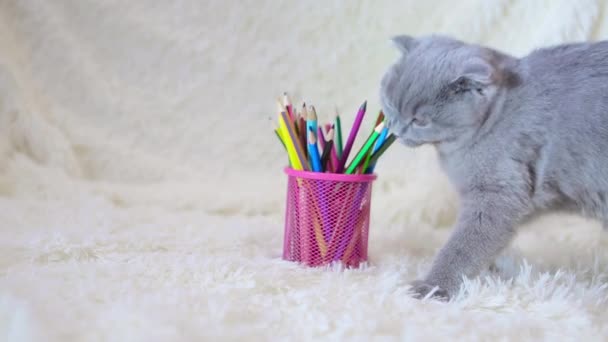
[391, 35, 418, 54]
[450, 58, 495, 93]
[461, 59, 494, 85]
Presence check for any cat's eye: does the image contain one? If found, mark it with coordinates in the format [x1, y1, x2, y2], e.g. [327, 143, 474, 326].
[411, 117, 429, 127]
[451, 77, 486, 95]
[452, 77, 469, 94]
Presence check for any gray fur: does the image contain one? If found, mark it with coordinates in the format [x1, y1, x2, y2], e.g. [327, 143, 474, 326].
[380, 35, 608, 300]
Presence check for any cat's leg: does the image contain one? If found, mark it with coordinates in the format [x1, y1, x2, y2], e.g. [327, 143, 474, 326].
[410, 192, 525, 300]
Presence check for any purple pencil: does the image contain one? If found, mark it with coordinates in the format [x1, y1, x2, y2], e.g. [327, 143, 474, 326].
[336, 101, 367, 173]
[317, 126, 326, 149]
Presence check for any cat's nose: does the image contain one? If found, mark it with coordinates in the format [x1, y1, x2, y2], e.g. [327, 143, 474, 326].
[384, 116, 399, 131]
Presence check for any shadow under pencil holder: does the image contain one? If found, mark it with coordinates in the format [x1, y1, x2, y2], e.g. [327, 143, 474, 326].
[282, 167, 377, 268]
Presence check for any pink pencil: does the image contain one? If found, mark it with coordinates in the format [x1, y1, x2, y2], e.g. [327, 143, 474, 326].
[283, 92, 294, 121]
[329, 137, 339, 173]
[336, 101, 367, 173]
[317, 126, 326, 148]
[317, 127, 326, 167]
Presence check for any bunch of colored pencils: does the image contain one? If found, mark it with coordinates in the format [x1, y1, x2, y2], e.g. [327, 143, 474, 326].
[273, 93, 396, 174]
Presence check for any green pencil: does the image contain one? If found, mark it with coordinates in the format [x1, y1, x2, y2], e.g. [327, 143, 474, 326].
[360, 111, 386, 172]
[345, 122, 385, 174]
[274, 129, 286, 150]
[334, 110, 343, 158]
[360, 144, 374, 174]
[271, 118, 286, 150]
[272, 120, 290, 166]
[365, 134, 396, 171]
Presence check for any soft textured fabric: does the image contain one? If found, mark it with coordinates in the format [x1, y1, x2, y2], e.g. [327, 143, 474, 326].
[1, 0, 608, 340]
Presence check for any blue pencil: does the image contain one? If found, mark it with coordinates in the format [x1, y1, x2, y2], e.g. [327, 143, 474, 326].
[372, 126, 389, 154]
[307, 105, 318, 141]
[308, 128, 322, 172]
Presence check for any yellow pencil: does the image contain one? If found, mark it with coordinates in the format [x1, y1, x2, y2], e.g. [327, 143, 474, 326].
[280, 111, 311, 171]
[277, 112, 303, 170]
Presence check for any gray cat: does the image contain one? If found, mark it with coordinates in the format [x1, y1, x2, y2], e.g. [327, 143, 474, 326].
[380, 35, 608, 300]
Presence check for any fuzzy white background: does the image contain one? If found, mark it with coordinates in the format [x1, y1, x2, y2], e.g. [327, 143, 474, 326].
[2, 0, 608, 341]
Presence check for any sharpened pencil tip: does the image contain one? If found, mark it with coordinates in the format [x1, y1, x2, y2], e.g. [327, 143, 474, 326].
[309, 105, 317, 120]
[276, 99, 284, 112]
[308, 129, 317, 144]
[361, 100, 367, 111]
[326, 128, 335, 141]
[283, 92, 291, 106]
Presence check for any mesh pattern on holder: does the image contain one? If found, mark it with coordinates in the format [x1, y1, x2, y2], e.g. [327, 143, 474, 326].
[282, 168, 376, 267]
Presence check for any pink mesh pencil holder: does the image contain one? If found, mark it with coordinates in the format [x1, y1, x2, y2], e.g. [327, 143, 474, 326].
[282, 167, 377, 268]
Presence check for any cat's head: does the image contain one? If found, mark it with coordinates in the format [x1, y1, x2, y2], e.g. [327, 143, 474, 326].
[380, 35, 511, 147]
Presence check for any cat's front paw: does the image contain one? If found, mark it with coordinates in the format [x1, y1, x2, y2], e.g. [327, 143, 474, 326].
[409, 280, 450, 301]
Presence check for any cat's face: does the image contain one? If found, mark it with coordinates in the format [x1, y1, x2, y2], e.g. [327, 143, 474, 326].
[380, 35, 501, 147]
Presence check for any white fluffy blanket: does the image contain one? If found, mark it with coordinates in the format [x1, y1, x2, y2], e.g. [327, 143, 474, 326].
[2, 0, 608, 340]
